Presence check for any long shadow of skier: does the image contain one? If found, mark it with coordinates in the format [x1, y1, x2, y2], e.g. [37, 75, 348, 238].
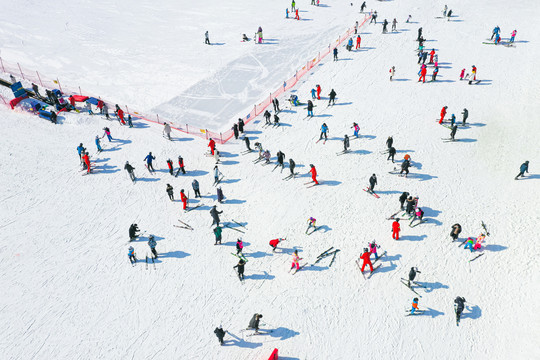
[223, 331, 262, 348]
[463, 305, 482, 320]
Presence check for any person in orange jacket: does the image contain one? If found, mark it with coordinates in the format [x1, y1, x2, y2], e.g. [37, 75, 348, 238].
[180, 189, 188, 210]
[82, 152, 91, 173]
[418, 66, 427, 83]
[439, 106, 448, 124]
[359, 248, 374, 272]
[208, 138, 216, 155]
[392, 219, 400, 240]
[309, 164, 319, 185]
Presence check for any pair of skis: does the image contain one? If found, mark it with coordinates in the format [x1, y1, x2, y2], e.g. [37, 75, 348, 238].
[336, 149, 350, 155]
[174, 219, 193, 230]
[400, 278, 425, 296]
[185, 203, 204, 212]
[304, 180, 319, 188]
[224, 220, 247, 234]
[282, 172, 298, 180]
[410, 219, 427, 228]
[213, 175, 224, 186]
[145, 254, 156, 270]
[362, 188, 380, 198]
[312, 248, 340, 267]
[356, 260, 381, 280]
[305, 225, 319, 235]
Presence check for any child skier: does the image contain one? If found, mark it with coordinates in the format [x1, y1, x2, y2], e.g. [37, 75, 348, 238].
[309, 164, 319, 184]
[95, 136, 102, 152]
[214, 326, 227, 345]
[450, 223, 462, 241]
[439, 106, 448, 124]
[368, 241, 380, 260]
[410, 297, 419, 315]
[236, 238, 244, 255]
[515, 161, 529, 179]
[316, 84, 321, 99]
[356, 35, 361, 49]
[166, 184, 174, 201]
[306, 217, 317, 233]
[392, 219, 400, 240]
[290, 250, 302, 272]
[460, 68, 466, 80]
[269, 238, 284, 252]
[180, 189, 188, 210]
[352, 122, 360, 138]
[359, 248, 374, 273]
[389, 66, 395, 81]
[128, 246, 137, 264]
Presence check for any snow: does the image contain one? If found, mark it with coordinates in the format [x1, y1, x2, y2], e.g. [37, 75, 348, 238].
[1, 0, 540, 359]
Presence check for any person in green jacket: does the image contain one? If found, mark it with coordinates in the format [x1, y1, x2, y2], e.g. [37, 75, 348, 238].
[214, 226, 222, 245]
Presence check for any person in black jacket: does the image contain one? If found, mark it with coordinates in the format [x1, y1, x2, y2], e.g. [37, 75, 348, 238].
[343, 135, 350, 152]
[399, 192, 409, 210]
[210, 205, 223, 226]
[277, 151, 286, 170]
[408, 267, 421, 287]
[461, 109, 468, 125]
[244, 136, 251, 151]
[289, 158, 296, 175]
[387, 146, 396, 163]
[450, 124, 458, 140]
[247, 313, 263, 333]
[368, 174, 377, 192]
[386, 136, 393, 149]
[214, 326, 227, 345]
[307, 100, 314, 117]
[264, 110, 271, 125]
[454, 297, 466, 323]
[232, 123, 239, 139]
[406, 196, 418, 215]
[450, 223, 462, 241]
[124, 161, 136, 182]
[400, 159, 411, 177]
[233, 258, 246, 280]
[166, 184, 174, 201]
[328, 89, 337, 106]
[129, 223, 140, 241]
[238, 118, 245, 133]
[272, 98, 280, 113]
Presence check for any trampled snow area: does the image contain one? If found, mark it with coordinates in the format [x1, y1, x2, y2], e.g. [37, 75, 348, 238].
[1, 0, 540, 359]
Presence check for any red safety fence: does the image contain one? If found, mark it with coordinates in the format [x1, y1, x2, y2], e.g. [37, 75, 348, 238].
[0, 14, 370, 144]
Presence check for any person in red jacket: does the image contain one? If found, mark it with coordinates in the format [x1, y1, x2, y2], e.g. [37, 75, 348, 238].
[82, 152, 91, 173]
[316, 85, 321, 100]
[309, 164, 319, 185]
[178, 156, 186, 175]
[117, 108, 125, 125]
[418, 66, 427, 83]
[180, 189, 188, 210]
[429, 49, 435, 64]
[295, 8, 300, 20]
[392, 219, 401, 240]
[269, 238, 285, 252]
[359, 248, 373, 272]
[439, 106, 448, 124]
[166, 159, 174, 175]
[356, 35, 361, 49]
[208, 138, 216, 155]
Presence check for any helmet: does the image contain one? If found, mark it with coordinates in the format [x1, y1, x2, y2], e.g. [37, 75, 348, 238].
[80, 143, 83, 146]
[181, 189, 184, 192]
[125, 161, 129, 164]
[413, 297, 418, 302]
[364, 248, 368, 252]
[129, 246, 133, 250]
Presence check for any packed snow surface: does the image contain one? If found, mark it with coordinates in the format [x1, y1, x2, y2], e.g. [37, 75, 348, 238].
[1, 0, 539, 359]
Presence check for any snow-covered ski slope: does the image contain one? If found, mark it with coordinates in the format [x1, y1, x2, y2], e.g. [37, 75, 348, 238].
[1, 0, 540, 359]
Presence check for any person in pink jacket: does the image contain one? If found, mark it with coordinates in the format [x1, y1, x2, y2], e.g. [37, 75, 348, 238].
[473, 234, 486, 250]
[368, 241, 380, 261]
[290, 250, 302, 271]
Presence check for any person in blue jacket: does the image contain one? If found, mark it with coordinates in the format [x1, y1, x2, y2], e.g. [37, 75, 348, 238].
[319, 123, 329, 141]
[515, 161, 529, 180]
[491, 25, 500, 40]
[311, 88, 317, 99]
[333, 47, 338, 61]
[148, 235, 158, 258]
[77, 143, 86, 160]
[95, 136, 102, 152]
[144, 152, 156, 172]
[347, 37, 353, 51]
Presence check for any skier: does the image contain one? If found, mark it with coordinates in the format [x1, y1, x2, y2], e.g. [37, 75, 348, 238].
[208, 138, 216, 155]
[387, 146, 396, 163]
[49, 111, 57, 124]
[454, 297, 466, 323]
[368, 174, 377, 192]
[238, 118, 245, 133]
[400, 158, 411, 177]
[235, 238, 244, 255]
[510, 29, 517, 43]
[447, 9, 453, 20]
[449, 114, 456, 127]
[490, 25, 500, 40]
[406, 196, 418, 215]
[432, 66, 439, 81]
[295, 8, 299, 20]
[95, 136, 102, 152]
[213, 165, 223, 185]
[352, 122, 360, 138]
[417, 27, 422, 41]
[82, 152, 91, 173]
[103, 103, 110, 119]
[439, 106, 448, 124]
[125, 161, 136, 182]
[269, 238, 284, 252]
[389, 66, 395, 81]
[311, 88, 317, 99]
[399, 192, 409, 210]
[289, 158, 296, 175]
[392, 18, 397, 32]
[360, 1, 366, 12]
[214, 326, 227, 345]
[129, 223, 140, 241]
[460, 69, 466, 80]
[408, 267, 420, 287]
[163, 122, 172, 140]
[343, 135, 350, 152]
[273, 114, 280, 126]
[264, 110, 272, 125]
[471, 65, 477, 81]
[290, 249, 302, 272]
[328, 89, 337, 105]
[144, 152, 156, 172]
[277, 151, 286, 170]
[180, 189, 188, 210]
[347, 37, 353, 51]
[333, 47, 338, 61]
[166, 159, 174, 175]
[216, 186, 224, 203]
[354, 21, 358, 34]
[192, 179, 201, 198]
[263, 150, 271, 164]
[257, 26, 263, 43]
[272, 98, 280, 113]
[210, 205, 223, 226]
[371, 11, 378, 24]
[205, 31, 210, 45]
[392, 219, 400, 240]
[166, 184, 174, 201]
[128, 246, 137, 265]
[148, 235, 158, 258]
[213, 225, 222, 245]
[116, 106, 125, 125]
[450, 124, 458, 140]
[442, 4, 448, 17]
[450, 223, 462, 241]
[411, 208, 425, 225]
[406, 15, 412, 23]
[177, 156, 186, 175]
[319, 123, 329, 141]
[77, 143, 86, 161]
[419, 66, 427, 83]
[410, 297, 419, 315]
[306, 217, 316, 233]
[247, 314, 263, 333]
[243, 136, 251, 152]
[234, 258, 246, 280]
[369, 241, 381, 261]
[232, 123, 239, 139]
[515, 161, 529, 180]
[356, 35, 361, 49]
[382, 19, 388, 33]
[316, 84, 321, 100]
[286, 8, 289, 18]
[307, 100, 314, 117]
[309, 164, 319, 185]
[359, 248, 374, 273]
[386, 136, 393, 149]
[103, 127, 112, 141]
[429, 49, 435, 64]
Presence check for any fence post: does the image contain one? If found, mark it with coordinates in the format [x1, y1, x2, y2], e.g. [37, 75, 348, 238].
[205, 130, 209, 140]
[0, 57, 4, 73]
[17, 63, 25, 80]
[220, 132, 223, 143]
[254, 104, 256, 114]
[79, 86, 82, 95]
[36, 71, 44, 87]
[156, 114, 160, 123]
